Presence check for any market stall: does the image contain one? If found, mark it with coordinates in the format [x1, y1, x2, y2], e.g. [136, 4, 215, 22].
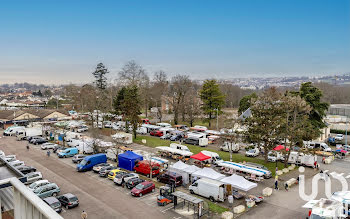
[118, 151, 143, 171]
[220, 174, 257, 192]
[190, 152, 211, 167]
[192, 167, 225, 181]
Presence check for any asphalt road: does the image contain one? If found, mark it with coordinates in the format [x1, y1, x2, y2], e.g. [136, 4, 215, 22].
[0, 135, 181, 219]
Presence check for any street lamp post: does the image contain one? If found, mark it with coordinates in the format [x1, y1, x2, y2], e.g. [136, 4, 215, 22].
[215, 108, 219, 130]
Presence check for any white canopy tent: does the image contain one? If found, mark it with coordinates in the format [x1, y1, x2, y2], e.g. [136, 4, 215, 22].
[183, 165, 201, 174]
[220, 174, 257, 192]
[192, 167, 225, 180]
[218, 161, 267, 177]
[169, 161, 191, 185]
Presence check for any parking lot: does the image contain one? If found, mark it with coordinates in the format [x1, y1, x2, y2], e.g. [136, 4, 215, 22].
[0, 133, 184, 219]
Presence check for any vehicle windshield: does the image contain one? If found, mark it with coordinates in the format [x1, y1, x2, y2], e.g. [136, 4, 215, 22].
[29, 183, 38, 189]
[109, 172, 114, 176]
[248, 149, 255, 153]
[309, 214, 332, 219]
[80, 159, 87, 166]
[68, 197, 78, 202]
[135, 184, 144, 190]
[50, 201, 61, 208]
[33, 187, 42, 193]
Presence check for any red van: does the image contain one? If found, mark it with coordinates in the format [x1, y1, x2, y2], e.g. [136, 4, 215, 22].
[134, 160, 160, 177]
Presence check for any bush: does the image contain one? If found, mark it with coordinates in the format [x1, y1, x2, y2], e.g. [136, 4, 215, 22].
[330, 129, 348, 135]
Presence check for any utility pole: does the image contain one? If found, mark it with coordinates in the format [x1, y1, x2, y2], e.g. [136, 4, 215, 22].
[216, 108, 219, 130]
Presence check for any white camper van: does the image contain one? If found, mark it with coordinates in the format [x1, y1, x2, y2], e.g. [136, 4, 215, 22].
[189, 178, 225, 202]
[220, 142, 240, 152]
[288, 152, 317, 167]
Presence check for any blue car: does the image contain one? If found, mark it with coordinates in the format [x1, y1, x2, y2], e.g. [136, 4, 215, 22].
[58, 148, 79, 158]
[77, 154, 107, 172]
[170, 134, 183, 141]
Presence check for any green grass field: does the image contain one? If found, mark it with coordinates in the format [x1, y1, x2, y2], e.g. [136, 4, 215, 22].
[133, 135, 286, 175]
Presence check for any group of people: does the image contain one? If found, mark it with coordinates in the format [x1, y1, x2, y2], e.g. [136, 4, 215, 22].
[274, 167, 299, 192]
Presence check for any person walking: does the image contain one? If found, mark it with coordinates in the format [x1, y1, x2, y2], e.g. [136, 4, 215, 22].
[284, 182, 289, 191]
[47, 150, 51, 157]
[274, 179, 279, 190]
[81, 210, 88, 219]
[26, 144, 30, 150]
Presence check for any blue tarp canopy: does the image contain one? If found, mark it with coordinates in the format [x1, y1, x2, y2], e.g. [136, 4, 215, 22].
[118, 151, 143, 171]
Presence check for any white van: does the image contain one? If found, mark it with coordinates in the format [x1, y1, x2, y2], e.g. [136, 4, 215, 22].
[189, 178, 225, 202]
[220, 142, 240, 152]
[169, 143, 190, 152]
[156, 123, 172, 128]
[201, 150, 223, 164]
[4, 126, 25, 136]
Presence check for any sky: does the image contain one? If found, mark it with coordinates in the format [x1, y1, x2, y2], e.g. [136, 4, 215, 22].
[0, 0, 349, 84]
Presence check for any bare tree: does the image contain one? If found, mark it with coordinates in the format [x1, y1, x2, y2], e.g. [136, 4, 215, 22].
[169, 75, 191, 124]
[118, 60, 148, 86]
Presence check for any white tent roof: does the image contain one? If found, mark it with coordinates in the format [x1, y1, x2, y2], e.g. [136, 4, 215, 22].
[220, 174, 257, 192]
[192, 167, 225, 180]
[183, 165, 201, 174]
[171, 161, 190, 170]
[218, 161, 267, 177]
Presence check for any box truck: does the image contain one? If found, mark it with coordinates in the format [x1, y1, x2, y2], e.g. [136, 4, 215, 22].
[16, 127, 42, 140]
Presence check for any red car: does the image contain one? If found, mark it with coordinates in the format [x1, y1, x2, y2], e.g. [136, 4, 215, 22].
[131, 181, 155, 197]
[141, 119, 150, 124]
[150, 130, 163, 137]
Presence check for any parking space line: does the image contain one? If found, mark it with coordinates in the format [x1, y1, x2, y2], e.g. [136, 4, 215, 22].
[161, 205, 174, 213]
[138, 193, 155, 199]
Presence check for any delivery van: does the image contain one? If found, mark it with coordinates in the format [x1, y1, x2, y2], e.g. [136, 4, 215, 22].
[189, 178, 225, 202]
[76, 154, 107, 172]
[134, 160, 160, 177]
[4, 126, 25, 136]
[58, 148, 79, 158]
[16, 127, 42, 140]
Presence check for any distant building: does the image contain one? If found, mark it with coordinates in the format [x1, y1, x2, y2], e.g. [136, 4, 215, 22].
[0, 109, 70, 129]
[328, 104, 350, 117]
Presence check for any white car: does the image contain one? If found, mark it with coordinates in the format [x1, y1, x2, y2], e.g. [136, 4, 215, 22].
[114, 173, 138, 185]
[76, 126, 88, 133]
[4, 155, 16, 162]
[28, 180, 50, 191]
[267, 151, 285, 162]
[245, 148, 259, 157]
[41, 143, 57, 150]
[335, 134, 344, 141]
[24, 172, 43, 185]
[9, 160, 25, 168]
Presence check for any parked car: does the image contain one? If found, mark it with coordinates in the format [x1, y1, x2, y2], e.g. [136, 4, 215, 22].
[41, 143, 57, 150]
[114, 173, 139, 185]
[126, 178, 145, 189]
[16, 165, 37, 174]
[53, 145, 65, 153]
[335, 134, 344, 141]
[72, 154, 86, 163]
[24, 172, 43, 185]
[58, 148, 79, 158]
[170, 134, 183, 141]
[184, 137, 200, 145]
[9, 160, 25, 168]
[34, 183, 60, 199]
[131, 181, 155, 197]
[57, 193, 79, 209]
[32, 138, 48, 145]
[28, 136, 41, 142]
[28, 179, 50, 191]
[77, 154, 107, 172]
[245, 148, 259, 157]
[99, 166, 118, 177]
[4, 155, 16, 162]
[157, 171, 183, 187]
[43, 197, 62, 213]
[160, 134, 172, 140]
[76, 126, 88, 133]
[150, 131, 163, 137]
[93, 163, 113, 173]
[107, 169, 125, 180]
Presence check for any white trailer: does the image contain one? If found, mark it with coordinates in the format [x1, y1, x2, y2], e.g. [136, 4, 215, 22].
[189, 178, 225, 202]
[201, 150, 223, 164]
[220, 142, 240, 152]
[16, 127, 42, 140]
[302, 199, 345, 218]
[288, 152, 317, 167]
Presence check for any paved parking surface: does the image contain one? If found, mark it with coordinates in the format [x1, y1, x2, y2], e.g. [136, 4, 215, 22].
[0, 135, 183, 219]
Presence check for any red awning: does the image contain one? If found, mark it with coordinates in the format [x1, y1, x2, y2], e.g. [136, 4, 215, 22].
[190, 152, 211, 161]
[273, 145, 290, 151]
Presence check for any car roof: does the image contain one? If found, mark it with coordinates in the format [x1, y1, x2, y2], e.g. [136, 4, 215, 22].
[141, 181, 153, 185]
[26, 171, 41, 176]
[43, 197, 60, 203]
[62, 193, 76, 198]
